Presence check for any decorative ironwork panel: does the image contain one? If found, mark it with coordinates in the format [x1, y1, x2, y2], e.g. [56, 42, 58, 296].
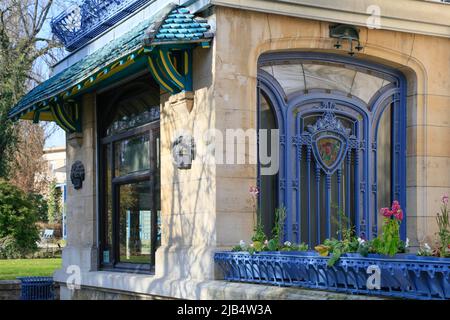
[257, 52, 407, 248]
[284, 100, 364, 245]
[51, 0, 153, 51]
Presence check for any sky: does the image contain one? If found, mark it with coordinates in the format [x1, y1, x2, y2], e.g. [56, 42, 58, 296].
[39, 1, 79, 148]
[45, 125, 65, 148]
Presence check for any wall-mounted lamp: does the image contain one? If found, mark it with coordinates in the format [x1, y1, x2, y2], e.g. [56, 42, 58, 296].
[329, 24, 363, 56]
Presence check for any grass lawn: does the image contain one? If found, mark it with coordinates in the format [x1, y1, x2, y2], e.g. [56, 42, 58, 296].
[0, 258, 62, 280]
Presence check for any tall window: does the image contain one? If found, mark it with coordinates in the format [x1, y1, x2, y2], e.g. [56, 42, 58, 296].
[98, 77, 161, 271]
[257, 53, 406, 246]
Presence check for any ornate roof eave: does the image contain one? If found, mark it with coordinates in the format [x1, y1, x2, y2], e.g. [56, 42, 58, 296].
[149, 37, 213, 47]
[8, 5, 214, 133]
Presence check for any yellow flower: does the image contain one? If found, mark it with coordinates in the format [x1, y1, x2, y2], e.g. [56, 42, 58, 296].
[314, 245, 330, 257]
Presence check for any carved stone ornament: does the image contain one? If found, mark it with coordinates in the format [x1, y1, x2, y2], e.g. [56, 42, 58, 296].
[70, 160, 85, 190]
[172, 135, 196, 169]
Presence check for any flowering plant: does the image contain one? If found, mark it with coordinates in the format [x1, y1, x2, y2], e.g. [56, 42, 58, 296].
[232, 191, 308, 254]
[233, 238, 308, 254]
[315, 204, 361, 266]
[435, 194, 450, 257]
[417, 242, 433, 257]
[378, 200, 403, 256]
[248, 186, 266, 244]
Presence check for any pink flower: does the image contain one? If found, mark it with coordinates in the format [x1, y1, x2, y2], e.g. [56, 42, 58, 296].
[391, 200, 401, 212]
[249, 186, 259, 197]
[442, 194, 449, 205]
[380, 207, 392, 217]
[381, 200, 403, 221]
[394, 209, 403, 221]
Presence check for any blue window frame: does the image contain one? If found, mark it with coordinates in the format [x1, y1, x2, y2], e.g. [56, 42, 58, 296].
[257, 52, 407, 245]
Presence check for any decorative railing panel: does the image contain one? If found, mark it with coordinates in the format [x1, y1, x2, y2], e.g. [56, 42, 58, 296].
[214, 251, 450, 300]
[51, 0, 154, 51]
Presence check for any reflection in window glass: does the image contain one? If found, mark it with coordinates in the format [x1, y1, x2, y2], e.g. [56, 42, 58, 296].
[115, 135, 150, 176]
[377, 104, 392, 231]
[259, 92, 278, 237]
[105, 89, 160, 136]
[261, 62, 390, 103]
[103, 144, 113, 264]
[119, 181, 152, 264]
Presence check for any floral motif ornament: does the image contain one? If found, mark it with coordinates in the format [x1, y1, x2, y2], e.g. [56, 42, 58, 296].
[306, 102, 352, 175]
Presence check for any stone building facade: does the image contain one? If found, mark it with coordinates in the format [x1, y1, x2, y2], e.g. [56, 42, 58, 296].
[9, 0, 450, 299]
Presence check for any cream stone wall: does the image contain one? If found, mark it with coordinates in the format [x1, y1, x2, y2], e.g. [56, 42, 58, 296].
[212, 6, 450, 249]
[155, 39, 221, 280]
[59, 93, 98, 275]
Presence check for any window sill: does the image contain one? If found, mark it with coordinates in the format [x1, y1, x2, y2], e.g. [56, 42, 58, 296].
[100, 263, 155, 275]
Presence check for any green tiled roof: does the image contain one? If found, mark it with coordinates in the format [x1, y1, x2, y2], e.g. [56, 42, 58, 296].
[8, 18, 150, 120]
[9, 5, 213, 120]
[144, 7, 213, 45]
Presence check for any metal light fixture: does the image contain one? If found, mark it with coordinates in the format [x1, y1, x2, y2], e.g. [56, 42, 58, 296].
[329, 24, 363, 56]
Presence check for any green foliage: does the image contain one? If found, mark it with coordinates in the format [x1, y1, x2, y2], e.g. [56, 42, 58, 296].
[417, 244, 433, 257]
[331, 203, 354, 242]
[436, 201, 450, 257]
[47, 181, 62, 224]
[316, 203, 360, 267]
[0, 0, 60, 179]
[0, 235, 23, 259]
[231, 245, 242, 252]
[271, 206, 286, 244]
[251, 220, 266, 244]
[0, 180, 40, 257]
[238, 206, 308, 253]
[267, 238, 278, 251]
[0, 108, 17, 179]
[378, 217, 401, 256]
[280, 242, 308, 252]
[28, 193, 49, 222]
[320, 237, 360, 267]
[357, 240, 370, 257]
[358, 236, 405, 257]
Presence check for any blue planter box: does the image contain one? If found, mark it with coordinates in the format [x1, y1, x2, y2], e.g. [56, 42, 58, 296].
[214, 251, 450, 300]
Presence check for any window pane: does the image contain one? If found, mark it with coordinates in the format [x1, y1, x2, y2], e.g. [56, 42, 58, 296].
[259, 93, 278, 237]
[154, 135, 161, 249]
[119, 181, 152, 264]
[115, 134, 150, 176]
[377, 104, 392, 231]
[102, 144, 113, 264]
[261, 62, 391, 103]
[105, 90, 160, 136]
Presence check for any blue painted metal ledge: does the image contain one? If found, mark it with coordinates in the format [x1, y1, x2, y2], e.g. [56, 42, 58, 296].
[214, 251, 450, 300]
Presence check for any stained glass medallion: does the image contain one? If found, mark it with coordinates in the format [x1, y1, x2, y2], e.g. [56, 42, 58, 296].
[317, 137, 341, 168]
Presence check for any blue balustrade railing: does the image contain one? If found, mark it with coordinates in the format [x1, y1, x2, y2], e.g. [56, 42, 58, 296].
[51, 0, 153, 51]
[214, 251, 450, 300]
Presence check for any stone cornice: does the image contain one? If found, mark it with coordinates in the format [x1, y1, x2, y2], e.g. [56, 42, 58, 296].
[189, 0, 450, 38]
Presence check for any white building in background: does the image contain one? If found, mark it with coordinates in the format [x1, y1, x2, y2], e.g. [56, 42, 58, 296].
[42, 146, 66, 185]
[42, 146, 67, 239]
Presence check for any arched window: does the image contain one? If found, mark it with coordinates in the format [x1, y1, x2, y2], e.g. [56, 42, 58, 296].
[98, 75, 161, 271]
[257, 52, 406, 246]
